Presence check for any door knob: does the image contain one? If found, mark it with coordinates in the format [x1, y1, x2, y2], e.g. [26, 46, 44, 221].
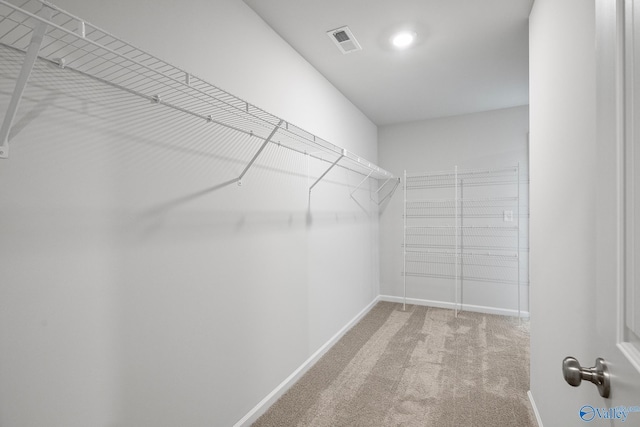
[562, 356, 610, 398]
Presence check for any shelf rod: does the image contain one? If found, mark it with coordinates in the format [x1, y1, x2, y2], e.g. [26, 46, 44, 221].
[455, 166, 459, 317]
[236, 119, 283, 186]
[403, 170, 407, 311]
[460, 172, 465, 315]
[0, 5, 51, 159]
[309, 149, 346, 193]
[517, 161, 521, 319]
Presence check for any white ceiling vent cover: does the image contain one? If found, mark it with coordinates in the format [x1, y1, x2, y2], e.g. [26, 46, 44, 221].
[327, 26, 362, 54]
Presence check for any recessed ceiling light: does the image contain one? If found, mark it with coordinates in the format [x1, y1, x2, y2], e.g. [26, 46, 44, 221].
[392, 31, 416, 49]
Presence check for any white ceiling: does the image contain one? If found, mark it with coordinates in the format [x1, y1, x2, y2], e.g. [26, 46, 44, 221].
[244, 0, 533, 126]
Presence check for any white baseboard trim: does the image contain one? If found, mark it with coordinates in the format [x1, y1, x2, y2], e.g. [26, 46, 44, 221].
[233, 296, 381, 427]
[527, 390, 543, 427]
[378, 294, 530, 318]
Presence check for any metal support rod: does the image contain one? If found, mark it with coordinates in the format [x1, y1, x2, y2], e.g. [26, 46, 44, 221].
[236, 119, 283, 184]
[454, 166, 458, 317]
[460, 177, 464, 314]
[309, 149, 346, 193]
[351, 170, 373, 197]
[372, 177, 391, 202]
[376, 177, 392, 194]
[0, 6, 52, 159]
[403, 170, 407, 311]
[517, 162, 521, 319]
[378, 177, 401, 206]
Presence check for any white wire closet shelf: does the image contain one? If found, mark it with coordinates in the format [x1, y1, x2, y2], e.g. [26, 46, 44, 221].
[0, 0, 394, 192]
[404, 251, 519, 285]
[405, 197, 519, 218]
[405, 166, 521, 189]
[403, 226, 519, 251]
[402, 165, 528, 317]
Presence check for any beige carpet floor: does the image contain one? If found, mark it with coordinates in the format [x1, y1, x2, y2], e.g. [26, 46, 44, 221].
[253, 301, 535, 427]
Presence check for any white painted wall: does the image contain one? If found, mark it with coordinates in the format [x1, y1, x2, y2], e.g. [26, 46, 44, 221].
[378, 106, 529, 315]
[0, 1, 380, 426]
[529, 0, 597, 425]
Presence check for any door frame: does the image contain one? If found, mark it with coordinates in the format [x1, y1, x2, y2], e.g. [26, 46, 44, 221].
[600, 0, 640, 373]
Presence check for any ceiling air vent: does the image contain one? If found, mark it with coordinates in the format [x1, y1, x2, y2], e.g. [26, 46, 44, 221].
[327, 26, 362, 54]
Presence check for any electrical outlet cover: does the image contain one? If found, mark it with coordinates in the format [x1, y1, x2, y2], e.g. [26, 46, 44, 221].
[504, 210, 513, 222]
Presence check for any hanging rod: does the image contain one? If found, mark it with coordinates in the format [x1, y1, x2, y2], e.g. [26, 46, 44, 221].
[0, 0, 393, 186]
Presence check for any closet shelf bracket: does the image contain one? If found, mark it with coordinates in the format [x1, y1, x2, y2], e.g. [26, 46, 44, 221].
[309, 148, 346, 194]
[350, 170, 373, 196]
[235, 119, 283, 186]
[377, 177, 401, 206]
[0, 5, 52, 159]
[376, 177, 392, 196]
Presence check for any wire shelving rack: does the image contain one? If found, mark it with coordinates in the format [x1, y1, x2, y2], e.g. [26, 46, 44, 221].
[0, 0, 396, 196]
[402, 165, 528, 317]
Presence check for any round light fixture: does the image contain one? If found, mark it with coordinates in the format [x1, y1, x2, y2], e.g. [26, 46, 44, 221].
[392, 31, 416, 49]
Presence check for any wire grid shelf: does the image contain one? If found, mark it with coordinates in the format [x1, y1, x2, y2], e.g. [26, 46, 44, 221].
[405, 166, 519, 189]
[0, 0, 392, 181]
[404, 197, 519, 218]
[404, 226, 519, 251]
[402, 165, 527, 316]
[403, 251, 519, 285]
